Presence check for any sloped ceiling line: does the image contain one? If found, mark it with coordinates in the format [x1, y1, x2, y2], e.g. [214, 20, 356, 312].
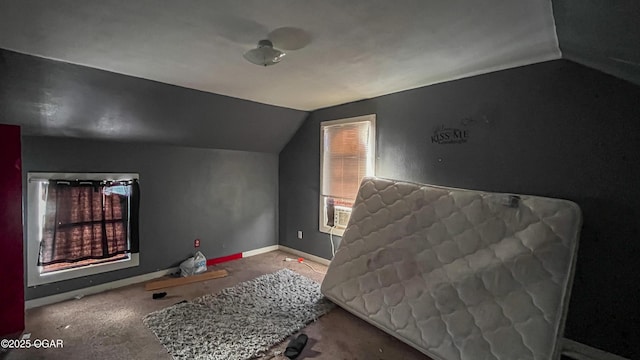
[1, 0, 638, 151]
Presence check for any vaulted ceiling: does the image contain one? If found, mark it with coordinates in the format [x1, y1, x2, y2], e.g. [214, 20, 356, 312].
[0, 0, 562, 111]
[0, 0, 637, 152]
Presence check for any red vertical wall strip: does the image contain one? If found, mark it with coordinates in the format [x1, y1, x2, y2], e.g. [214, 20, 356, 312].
[0, 125, 25, 337]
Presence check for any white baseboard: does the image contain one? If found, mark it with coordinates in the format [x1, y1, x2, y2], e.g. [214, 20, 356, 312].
[243, 245, 279, 258]
[278, 245, 332, 266]
[25, 245, 330, 309]
[25, 267, 179, 309]
[561, 338, 630, 360]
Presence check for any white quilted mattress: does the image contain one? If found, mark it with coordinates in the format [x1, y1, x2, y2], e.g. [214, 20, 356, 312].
[321, 177, 581, 360]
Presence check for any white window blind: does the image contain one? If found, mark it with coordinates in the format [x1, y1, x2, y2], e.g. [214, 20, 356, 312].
[321, 121, 373, 201]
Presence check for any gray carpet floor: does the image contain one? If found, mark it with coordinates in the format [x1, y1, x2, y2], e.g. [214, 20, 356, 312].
[8, 251, 429, 360]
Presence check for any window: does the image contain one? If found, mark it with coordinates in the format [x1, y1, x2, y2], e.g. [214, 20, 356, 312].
[320, 114, 376, 236]
[27, 173, 140, 286]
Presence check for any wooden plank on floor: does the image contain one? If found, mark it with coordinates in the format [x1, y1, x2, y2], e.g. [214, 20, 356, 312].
[144, 269, 228, 291]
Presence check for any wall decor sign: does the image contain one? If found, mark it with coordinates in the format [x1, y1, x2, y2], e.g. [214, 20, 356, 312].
[431, 125, 469, 144]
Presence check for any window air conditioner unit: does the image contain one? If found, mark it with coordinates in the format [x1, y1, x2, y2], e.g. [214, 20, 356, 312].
[334, 206, 352, 229]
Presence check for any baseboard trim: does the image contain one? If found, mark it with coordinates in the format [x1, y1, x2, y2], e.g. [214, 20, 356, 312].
[278, 245, 332, 266]
[561, 338, 630, 360]
[244, 245, 279, 258]
[25, 267, 179, 309]
[206, 253, 242, 266]
[206, 245, 282, 266]
[25, 245, 282, 309]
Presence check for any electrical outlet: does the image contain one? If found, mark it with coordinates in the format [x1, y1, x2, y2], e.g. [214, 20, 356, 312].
[194, 238, 200, 248]
[297, 230, 303, 239]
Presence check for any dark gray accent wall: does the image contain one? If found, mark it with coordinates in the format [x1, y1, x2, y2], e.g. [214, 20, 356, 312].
[0, 49, 307, 153]
[23, 136, 278, 300]
[279, 60, 640, 358]
[553, 0, 640, 86]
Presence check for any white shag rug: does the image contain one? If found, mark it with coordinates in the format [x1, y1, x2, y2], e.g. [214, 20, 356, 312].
[143, 268, 334, 360]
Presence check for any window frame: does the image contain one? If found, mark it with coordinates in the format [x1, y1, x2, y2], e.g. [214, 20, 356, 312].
[26, 172, 140, 287]
[319, 114, 376, 236]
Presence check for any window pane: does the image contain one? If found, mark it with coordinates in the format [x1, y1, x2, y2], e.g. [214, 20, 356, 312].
[322, 121, 371, 200]
[39, 182, 132, 266]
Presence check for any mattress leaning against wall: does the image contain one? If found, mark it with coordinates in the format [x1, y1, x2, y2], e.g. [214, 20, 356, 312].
[321, 177, 582, 360]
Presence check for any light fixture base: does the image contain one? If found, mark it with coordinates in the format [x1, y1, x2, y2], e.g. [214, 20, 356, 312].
[244, 39, 285, 66]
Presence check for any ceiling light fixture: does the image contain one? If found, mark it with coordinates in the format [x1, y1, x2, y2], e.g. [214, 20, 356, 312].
[243, 39, 285, 66]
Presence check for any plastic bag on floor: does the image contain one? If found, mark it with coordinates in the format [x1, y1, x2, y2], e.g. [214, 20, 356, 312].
[180, 251, 207, 277]
[193, 251, 207, 274]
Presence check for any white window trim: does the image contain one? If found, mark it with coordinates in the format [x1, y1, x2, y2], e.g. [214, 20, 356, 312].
[26, 172, 140, 287]
[319, 114, 376, 237]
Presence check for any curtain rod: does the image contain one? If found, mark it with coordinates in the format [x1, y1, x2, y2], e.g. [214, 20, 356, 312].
[28, 178, 136, 183]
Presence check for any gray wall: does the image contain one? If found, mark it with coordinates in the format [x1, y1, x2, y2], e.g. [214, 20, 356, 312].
[279, 59, 640, 358]
[24, 136, 278, 300]
[553, 0, 640, 87]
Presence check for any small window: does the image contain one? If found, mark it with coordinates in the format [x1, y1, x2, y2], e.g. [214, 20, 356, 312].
[320, 115, 376, 236]
[27, 173, 140, 286]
